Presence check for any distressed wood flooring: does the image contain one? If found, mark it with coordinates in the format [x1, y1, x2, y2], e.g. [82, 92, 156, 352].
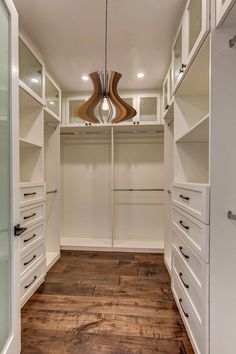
[21, 251, 194, 354]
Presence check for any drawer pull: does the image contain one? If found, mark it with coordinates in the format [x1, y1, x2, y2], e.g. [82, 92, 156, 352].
[179, 194, 190, 201]
[24, 234, 36, 243]
[24, 255, 36, 266]
[179, 247, 189, 259]
[24, 192, 37, 197]
[179, 272, 189, 289]
[179, 220, 189, 230]
[23, 213, 36, 220]
[24, 276, 37, 289]
[179, 298, 189, 318]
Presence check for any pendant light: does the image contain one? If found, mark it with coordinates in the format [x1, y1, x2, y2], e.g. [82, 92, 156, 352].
[76, 0, 137, 124]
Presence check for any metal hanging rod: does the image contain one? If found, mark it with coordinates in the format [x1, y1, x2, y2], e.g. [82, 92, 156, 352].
[46, 189, 58, 195]
[229, 34, 236, 48]
[113, 188, 164, 192]
[44, 121, 57, 129]
[61, 130, 163, 136]
[228, 211, 236, 220]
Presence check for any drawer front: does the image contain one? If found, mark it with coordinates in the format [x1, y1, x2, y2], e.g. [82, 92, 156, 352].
[172, 271, 208, 354]
[20, 203, 45, 228]
[20, 184, 45, 206]
[20, 259, 45, 301]
[172, 206, 209, 262]
[172, 184, 209, 224]
[20, 243, 44, 276]
[172, 247, 208, 323]
[173, 229, 209, 294]
[20, 223, 44, 252]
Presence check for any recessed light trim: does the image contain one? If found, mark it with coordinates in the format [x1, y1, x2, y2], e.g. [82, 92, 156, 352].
[82, 75, 89, 81]
[31, 77, 39, 83]
[137, 72, 145, 79]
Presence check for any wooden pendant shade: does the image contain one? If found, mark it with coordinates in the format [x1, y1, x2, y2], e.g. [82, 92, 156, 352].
[75, 71, 137, 124]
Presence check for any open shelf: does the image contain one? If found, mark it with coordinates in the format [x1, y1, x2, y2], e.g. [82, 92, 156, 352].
[176, 114, 209, 143]
[44, 107, 60, 124]
[20, 138, 42, 148]
[20, 146, 44, 183]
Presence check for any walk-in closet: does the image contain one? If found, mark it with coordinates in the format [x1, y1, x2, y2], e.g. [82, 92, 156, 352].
[1, 0, 236, 353]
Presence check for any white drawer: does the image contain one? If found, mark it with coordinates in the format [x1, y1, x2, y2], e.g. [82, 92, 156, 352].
[20, 258, 45, 306]
[172, 206, 209, 262]
[20, 242, 44, 276]
[172, 271, 209, 354]
[172, 183, 210, 224]
[20, 223, 44, 253]
[172, 247, 208, 324]
[20, 202, 45, 228]
[173, 229, 209, 294]
[20, 183, 45, 207]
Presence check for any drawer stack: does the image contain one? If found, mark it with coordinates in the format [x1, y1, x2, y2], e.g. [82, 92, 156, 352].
[19, 182, 46, 307]
[171, 183, 210, 354]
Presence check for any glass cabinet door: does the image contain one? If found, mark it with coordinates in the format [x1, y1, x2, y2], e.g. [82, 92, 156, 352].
[0, 0, 11, 351]
[19, 38, 43, 99]
[163, 76, 169, 112]
[68, 99, 87, 125]
[173, 27, 183, 88]
[139, 96, 159, 123]
[187, 0, 202, 54]
[120, 96, 136, 124]
[45, 76, 60, 119]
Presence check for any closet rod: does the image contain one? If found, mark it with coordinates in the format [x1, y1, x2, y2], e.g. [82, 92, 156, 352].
[46, 189, 58, 195]
[229, 34, 236, 48]
[113, 188, 164, 192]
[61, 130, 163, 136]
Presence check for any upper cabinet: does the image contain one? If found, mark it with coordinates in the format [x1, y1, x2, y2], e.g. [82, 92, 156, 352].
[216, 0, 236, 26]
[64, 93, 161, 127]
[19, 36, 45, 105]
[45, 74, 61, 122]
[171, 0, 209, 93]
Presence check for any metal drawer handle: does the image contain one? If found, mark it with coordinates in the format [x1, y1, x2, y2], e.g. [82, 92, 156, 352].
[179, 247, 189, 259]
[24, 234, 36, 243]
[179, 194, 190, 201]
[179, 298, 189, 318]
[24, 255, 36, 266]
[24, 276, 37, 289]
[179, 220, 189, 230]
[23, 213, 36, 220]
[24, 192, 37, 197]
[179, 272, 189, 289]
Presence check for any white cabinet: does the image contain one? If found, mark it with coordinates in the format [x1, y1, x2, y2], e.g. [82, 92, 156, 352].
[45, 73, 61, 122]
[216, 0, 236, 25]
[171, 0, 209, 92]
[19, 35, 45, 105]
[138, 94, 160, 124]
[65, 96, 91, 126]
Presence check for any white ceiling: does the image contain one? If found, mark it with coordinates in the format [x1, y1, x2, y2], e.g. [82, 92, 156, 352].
[13, 0, 186, 93]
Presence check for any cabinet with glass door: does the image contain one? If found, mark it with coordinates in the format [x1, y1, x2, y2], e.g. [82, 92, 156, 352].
[44, 74, 61, 122]
[216, 0, 236, 25]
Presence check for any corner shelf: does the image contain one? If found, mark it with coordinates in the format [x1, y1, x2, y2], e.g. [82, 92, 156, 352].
[175, 114, 209, 143]
[20, 138, 43, 149]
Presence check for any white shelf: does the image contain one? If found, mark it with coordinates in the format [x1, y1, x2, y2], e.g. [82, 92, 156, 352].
[46, 252, 60, 271]
[19, 80, 44, 107]
[44, 107, 60, 125]
[20, 138, 42, 148]
[175, 114, 209, 143]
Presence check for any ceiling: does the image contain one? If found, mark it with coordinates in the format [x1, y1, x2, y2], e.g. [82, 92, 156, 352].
[13, 0, 186, 93]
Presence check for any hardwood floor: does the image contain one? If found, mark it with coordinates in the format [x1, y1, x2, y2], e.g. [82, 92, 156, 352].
[21, 251, 194, 354]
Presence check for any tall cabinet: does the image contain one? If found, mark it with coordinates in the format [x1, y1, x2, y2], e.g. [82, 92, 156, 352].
[18, 35, 61, 306]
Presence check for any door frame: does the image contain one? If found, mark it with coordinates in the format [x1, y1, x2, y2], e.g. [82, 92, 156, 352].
[2, 0, 20, 353]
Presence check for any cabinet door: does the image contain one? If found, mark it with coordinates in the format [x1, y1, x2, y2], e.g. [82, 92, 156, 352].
[186, 0, 209, 64]
[216, 0, 236, 25]
[45, 75, 61, 121]
[172, 21, 187, 90]
[163, 73, 170, 113]
[119, 96, 137, 125]
[138, 95, 160, 124]
[66, 97, 89, 126]
[0, 0, 20, 353]
[19, 37, 44, 105]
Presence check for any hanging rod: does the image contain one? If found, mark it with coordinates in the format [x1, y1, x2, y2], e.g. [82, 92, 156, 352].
[113, 188, 164, 192]
[61, 130, 163, 136]
[229, 34, 236, 48]
[44, 121, 57, 129]
[46, 189, 58, 195]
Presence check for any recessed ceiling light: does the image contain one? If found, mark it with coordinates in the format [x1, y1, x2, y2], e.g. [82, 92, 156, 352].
[31, 78, 39, 83]
[137, 72, 144, 79]
[49, 101, 55, 105]
[82, 75, 89, 81]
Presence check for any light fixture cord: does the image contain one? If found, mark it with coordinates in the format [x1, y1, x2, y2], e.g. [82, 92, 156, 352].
[104, 0, 108, 95]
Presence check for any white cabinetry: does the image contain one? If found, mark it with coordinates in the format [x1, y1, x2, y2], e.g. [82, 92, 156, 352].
[216, 0, 236, 25]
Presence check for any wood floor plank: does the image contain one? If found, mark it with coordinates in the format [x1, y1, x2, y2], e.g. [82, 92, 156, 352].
[21, 250, 194, 354]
